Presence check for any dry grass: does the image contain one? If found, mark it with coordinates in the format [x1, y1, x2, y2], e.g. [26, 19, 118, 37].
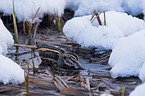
[25, 66, 29, 96]
[91, 10, 106, 26]
[12, 0, 18, 44]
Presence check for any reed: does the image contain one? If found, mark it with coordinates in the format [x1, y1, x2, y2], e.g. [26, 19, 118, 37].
[24, 7, 40, 37]
[31, 52, 36, 74]
[121, 86, 126, 96]
[53, 10, 64, 33]
[26, 56, 30, 71]
[23, 19, 26, 34]
[91, 10, 106, 26]
[25, 66, 29, 96]
[12, 0, 18, 44]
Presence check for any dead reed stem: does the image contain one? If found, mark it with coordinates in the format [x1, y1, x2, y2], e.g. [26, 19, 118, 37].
[25, 67, 29, 96]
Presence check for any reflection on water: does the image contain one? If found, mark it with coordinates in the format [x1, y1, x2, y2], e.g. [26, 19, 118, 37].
[8, 34, 111, 73]
[4, 34, 141, 96]
[79, 58, 110, 72]
[8, 35, 41, 68]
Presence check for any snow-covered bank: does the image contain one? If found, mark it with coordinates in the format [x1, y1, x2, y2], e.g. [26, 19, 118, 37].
[0, 19, 24, 84]
[63, 11, 145, 83]
[63, 11, 145, 50]
[0, 0, 65, 21]
[0, 19, 14, 55]
[0, 54, 24, 84]
[65, 0, 81, 11]
[74, 0, 124, 16]
[129, 83, 145, 96]
[123, 0, 143, 16]
[67, 0, 145, 19]
[0, 0, 145, 22]
[109, 30, 145, 82]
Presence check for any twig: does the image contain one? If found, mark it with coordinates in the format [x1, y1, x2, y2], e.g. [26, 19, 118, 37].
[23, 19, 26, 34]
[25, 66, 29, 96]
[33, 22, 40, 39]
[13, 44, 37, 48]
[28, 7, 40, 36]
[91, 10, 102, 25]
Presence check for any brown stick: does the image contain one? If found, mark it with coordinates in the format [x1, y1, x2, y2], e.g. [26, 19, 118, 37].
[33, 22, 40, 39]
[23, 19, 26, 34]
[13, 44, 37, 48]
[94, 10, 102, 25]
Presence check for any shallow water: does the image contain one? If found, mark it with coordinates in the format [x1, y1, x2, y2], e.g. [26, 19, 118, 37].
[79, 58, 110, 72]
[1, 33, 141, 96]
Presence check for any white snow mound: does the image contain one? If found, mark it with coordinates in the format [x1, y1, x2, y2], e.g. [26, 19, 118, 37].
[129, 82, 145, 96]
[63, 11, 145, 50]
[74, 0, 124, 16]
[0, 19, 14, 55]
[65, 0, 81, 11]
[109, 30, 145, 82]
[65, 0, 145, 20]
[0, 54, 24, 84]
[0, 0, 65, 21]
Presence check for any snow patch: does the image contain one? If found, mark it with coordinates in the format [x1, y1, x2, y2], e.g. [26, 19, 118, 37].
[63, 11, 145, 50]
[0, 54, 24, 84]
[0, 0, 66, 21]
[0, 19, 14, 55]
[129, 82, 145, 96]
[109, 30, 145, 82]
[74, 0, 124, 16]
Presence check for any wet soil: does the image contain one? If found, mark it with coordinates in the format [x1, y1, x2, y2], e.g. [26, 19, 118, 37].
[0, 9, 142, 96]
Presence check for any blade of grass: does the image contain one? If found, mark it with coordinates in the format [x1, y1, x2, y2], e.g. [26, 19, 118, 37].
[121, 86, 126, 96]
[0, 87, 18, 93]
[57, 17, 61, 31]
[28, 7, 40, 36]
[12, 0, 15, 12]
[86, 78, 92, 96]
[26, 56, 30, 72]
[13, 44, 37, 48]
[103, 11, 106, 25]
[55, 76, 69, 88]
[94, 10, 102, 25]
[12, 9, 18, 44]
[91, 10, 106, 26]
[12, 0, 19, 64]
[53, 10, 63, 32]
[90, 10, 96, 21]
[12, 0, 18, 43]
[28, 78, 55, 88]
[25, 67, 29, 96]
[23, 19, 26, 34]
[31, 52, 36, 74]
[35, 48, 61, 54]
[33, 22, 40, 39]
